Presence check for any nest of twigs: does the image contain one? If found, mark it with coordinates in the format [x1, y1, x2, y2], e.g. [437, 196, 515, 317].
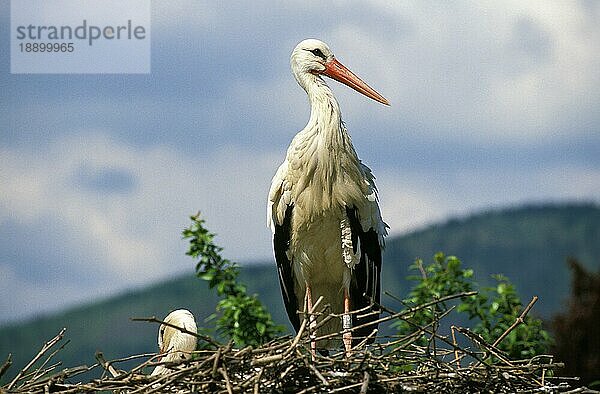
[1, 292, 591, 393]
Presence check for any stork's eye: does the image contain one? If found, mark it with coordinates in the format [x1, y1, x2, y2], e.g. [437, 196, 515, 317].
[310, 48, 326, 60]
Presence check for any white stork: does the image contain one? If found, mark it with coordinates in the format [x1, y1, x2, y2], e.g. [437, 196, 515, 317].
[267, 39, 389, 354]
[151, 309, 197, 376]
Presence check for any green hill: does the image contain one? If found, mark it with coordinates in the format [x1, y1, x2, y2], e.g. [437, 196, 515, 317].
[1, 203, 598, 383]
[384, 203, 600, 316]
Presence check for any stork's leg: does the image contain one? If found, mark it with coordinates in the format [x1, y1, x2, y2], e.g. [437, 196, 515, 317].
[343, 287, 352, 355]
[305, 284, 317, 359]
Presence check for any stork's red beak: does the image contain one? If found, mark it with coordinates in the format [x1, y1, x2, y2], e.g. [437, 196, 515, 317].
[323, 58, 389, 106]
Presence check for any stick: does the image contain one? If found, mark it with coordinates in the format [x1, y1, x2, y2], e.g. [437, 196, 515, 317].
[131, 316, 220, 348]
[451, 326, 460, 369]
[95, 352, 121, 378]
[253, 367, 264, 394]
[219, 366, 233, 394]
[7, 328, 67, 390]
[0, 354, 12, 380]
[492, 296, 538, 347]
[359, 371, 370, 394]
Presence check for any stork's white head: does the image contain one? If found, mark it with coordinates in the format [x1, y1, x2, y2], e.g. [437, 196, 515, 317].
[290, 39, 389, 106]
[291, 38, 334, 76]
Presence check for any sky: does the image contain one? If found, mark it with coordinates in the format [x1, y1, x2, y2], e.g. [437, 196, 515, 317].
[1, 1, 599, 324]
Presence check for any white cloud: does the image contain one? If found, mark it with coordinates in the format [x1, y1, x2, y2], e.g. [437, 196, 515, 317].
[328, 1, 600, 142]
[376, 171, 449, 235]
[0, 133, 282, 321]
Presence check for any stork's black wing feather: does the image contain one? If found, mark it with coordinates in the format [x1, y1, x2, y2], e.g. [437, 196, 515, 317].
[273, 204, 300, 332]
[346, 206, 382, 344]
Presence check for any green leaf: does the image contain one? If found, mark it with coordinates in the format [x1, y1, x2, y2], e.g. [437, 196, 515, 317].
[395, 252, 553, 359]
[446, 256, 460, 270]
[183, 212, 284, 347]
[497, 283, 507, 295]
[198, 272, 214, 281]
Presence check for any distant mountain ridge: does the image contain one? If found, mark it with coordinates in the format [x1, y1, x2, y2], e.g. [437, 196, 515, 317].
[1, 203, 598, 383]
[385, 203, 600, 315]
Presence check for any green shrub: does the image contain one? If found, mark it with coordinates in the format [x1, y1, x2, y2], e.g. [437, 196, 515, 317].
[183, 213, 283, 347]
[395, 252, 552, 360]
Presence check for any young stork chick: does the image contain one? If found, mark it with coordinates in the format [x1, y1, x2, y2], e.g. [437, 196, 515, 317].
[268, 39, 389, 355]
[151, 309, 197, 376]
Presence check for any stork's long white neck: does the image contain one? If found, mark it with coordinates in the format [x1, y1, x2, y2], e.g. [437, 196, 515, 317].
[289, 69, 364, 214]
[297, 73, 337, 132]
[293, 70, 355, 157]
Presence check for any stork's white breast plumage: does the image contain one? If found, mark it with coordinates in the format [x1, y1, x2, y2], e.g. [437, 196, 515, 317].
[267, 39, 389, 352]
